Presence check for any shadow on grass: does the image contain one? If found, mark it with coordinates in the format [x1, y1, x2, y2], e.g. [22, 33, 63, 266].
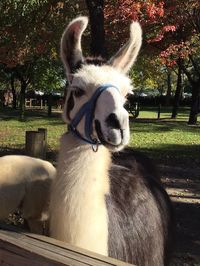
[130, 118, 200, 133]
[133, 143, 200, 169]
[38, 120, 65, 127]
[0, 108, 65, 127]
[0, 146, 25, 157]
[140, 106, 190, 114]
[0, 107, 62, 121]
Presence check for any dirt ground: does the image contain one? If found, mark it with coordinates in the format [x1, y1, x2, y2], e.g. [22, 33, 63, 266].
[159, 165, 200, 266]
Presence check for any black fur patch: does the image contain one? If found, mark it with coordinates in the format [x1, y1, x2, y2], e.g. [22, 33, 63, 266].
[68, 56, 107, 74]
[106, 149, 174, 266]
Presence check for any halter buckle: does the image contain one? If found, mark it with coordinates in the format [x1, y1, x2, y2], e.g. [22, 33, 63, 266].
[92, 139, 99, 152]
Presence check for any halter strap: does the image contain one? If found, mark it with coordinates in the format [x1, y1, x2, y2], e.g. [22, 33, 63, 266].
[69, 84, 119, 146]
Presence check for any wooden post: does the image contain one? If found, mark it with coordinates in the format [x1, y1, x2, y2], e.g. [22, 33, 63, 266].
[38, 128, 47, 159]
[25, 130, 46, 159]
[48, 93, 53, 116]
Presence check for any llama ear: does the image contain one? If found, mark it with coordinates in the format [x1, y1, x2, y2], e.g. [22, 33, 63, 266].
[108, 22, 142, 73]
[61, 16, 88, 82]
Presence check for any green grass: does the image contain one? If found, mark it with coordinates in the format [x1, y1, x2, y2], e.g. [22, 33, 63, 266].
[130, 121, 200, 167]
[0, 107, 200, 168]
[129, 106, 200, 167]
[0, 108, 65, 152]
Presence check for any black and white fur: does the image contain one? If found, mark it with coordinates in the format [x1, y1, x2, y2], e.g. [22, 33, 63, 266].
[50, 16, 174, 266]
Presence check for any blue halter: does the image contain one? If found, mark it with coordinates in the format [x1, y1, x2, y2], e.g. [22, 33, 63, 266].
[68, 84, 120, 147]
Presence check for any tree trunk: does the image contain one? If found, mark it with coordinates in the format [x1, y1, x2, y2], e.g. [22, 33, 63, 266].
[165, 71, 172, 106]
[19, 82, 26, 120]
[48, 93, 53, 117]
[171, 66, 182, 119]
[11, 76, 17, 109]
[188, 81, 200, 125]
[85, 0, 106, 57]
[177, 57, 200, 125]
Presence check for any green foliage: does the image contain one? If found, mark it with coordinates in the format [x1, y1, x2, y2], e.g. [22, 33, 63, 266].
[31, 58, 65, 93]
[0, 0, 83, 66]
[130, 54, 176, 95]
[0, 65, 10, 89]
[0, 1, 80, 94]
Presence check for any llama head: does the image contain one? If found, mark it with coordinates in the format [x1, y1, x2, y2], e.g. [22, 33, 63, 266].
[61, 16, 142, 151]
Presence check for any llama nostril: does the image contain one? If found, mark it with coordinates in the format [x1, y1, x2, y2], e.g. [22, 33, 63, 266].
[106, 113, 121, 129]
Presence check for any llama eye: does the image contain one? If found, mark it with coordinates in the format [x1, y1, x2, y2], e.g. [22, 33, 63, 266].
[73, 87, 85, 98]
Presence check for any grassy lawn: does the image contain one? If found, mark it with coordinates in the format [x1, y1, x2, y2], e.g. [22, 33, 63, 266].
[0, 106, 200, 168]
[0, 108, 65, 154]
[129, 106, 200, 167]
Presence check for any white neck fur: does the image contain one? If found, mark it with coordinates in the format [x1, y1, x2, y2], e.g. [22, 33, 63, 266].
[50, 132, 111, 255]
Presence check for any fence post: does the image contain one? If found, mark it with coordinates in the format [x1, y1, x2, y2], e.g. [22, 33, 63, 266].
[38, 128, 47, 159]
[25, 129, 47, 159]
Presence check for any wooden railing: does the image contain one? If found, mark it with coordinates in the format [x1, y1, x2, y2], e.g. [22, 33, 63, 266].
[0, 224, 134, 266]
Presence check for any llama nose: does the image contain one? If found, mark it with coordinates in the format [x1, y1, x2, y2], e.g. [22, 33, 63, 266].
[105, 112, 129, 145]
[105, 113, 123, 145]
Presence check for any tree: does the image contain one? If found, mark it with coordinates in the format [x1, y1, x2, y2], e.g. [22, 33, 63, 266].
[171, 62, 182, 119]
[0, 0, 77, 117]
[130, 55, 168, 95]
[85, 0, 106, 57]
[158, 0, 200, 124]
[0, 65, 20, 109]
[104, 0, 200, 124]
[31, 58, 65, 116]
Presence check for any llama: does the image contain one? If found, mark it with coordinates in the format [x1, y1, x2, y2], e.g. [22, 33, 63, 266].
[50, 17, 173, 266]
[0, 155, 56, 234]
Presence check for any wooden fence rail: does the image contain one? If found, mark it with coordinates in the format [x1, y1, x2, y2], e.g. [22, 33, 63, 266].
[0, 224, 134, 266]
